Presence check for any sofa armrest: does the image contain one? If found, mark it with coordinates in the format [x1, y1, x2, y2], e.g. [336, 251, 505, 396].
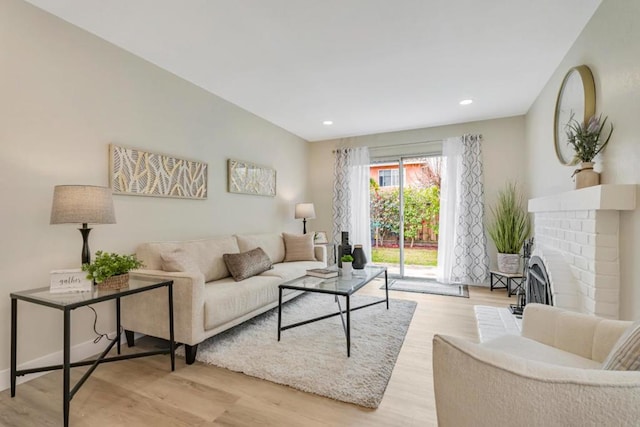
[433, 334, 640, 427]
[314, 244, 327, 264]
[122, 269, 206, 346]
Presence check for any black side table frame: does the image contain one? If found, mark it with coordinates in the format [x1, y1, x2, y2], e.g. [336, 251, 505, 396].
[10, 279, 175, 427]
[490, 271, 524, 297]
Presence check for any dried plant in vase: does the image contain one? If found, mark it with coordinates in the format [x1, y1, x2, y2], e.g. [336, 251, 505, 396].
[565, 113, 614, 188]
[486, 182, 531, 274]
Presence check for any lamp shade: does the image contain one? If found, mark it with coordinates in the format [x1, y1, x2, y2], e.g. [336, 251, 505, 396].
[294, 203, 316, 219]
[50, 185, 116, 225]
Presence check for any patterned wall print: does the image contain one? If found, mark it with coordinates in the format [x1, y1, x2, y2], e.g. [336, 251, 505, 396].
[227, 159, 276, 197]
[110, 144, 208, 199]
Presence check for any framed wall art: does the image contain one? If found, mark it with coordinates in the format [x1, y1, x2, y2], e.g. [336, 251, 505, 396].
[227, 159, 276, 197]
[109, 144, 208, 199]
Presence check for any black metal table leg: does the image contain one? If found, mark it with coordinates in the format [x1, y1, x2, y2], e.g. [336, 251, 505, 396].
[63, 308, 71, 427]
[10, 298, 17, 397]
[168, 283, 175, 371]
[116, 297, 121, 355]
[384, 269, 389, 309]
[277, 287, 283, 341]
[346, 296, 351, 357]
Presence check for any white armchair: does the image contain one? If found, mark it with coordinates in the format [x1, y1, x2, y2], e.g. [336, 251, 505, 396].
[433, 303, 640, 426]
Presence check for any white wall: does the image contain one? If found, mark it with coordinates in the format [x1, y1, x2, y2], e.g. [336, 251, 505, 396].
[0, 0, 309, 372]
[524, 0, 640, 320]
[308, 116, 526, 275]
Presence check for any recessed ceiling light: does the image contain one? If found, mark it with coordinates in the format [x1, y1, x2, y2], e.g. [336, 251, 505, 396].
[459, 99, 473, 105]
[322, 120, 333, 126]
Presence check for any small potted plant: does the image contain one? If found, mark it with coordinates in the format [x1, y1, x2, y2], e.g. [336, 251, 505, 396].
[565, 113, 614, 188]
[487, 183, 531, 274]
[82, 251, 144, 290]
[340, 254, 354, 277]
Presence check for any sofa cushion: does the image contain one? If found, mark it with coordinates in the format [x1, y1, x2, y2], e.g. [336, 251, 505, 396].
[261, 260, 325, 281]
[482, 335, 601, 369]
[283, 232, 315, 262]
[223, 247, 273, 281]
[602, 321, 640, 371]
[137, 236, 240, 282]
[236, 233, 285, 263]
[160, 248, 201, 273]
[203, 275, 282, 330]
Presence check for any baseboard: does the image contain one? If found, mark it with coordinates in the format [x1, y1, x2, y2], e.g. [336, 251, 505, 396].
[0, 330, 143, 392]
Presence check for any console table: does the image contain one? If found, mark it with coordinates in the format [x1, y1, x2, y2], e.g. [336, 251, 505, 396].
[10, 276, 175, 427]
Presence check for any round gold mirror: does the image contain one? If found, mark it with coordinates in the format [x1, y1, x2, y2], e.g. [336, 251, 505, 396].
[553, 65, 596, 165]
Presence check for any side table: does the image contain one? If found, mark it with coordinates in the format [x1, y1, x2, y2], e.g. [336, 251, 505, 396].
[10, 276, 175, 427]
[489, 270, 525, 297]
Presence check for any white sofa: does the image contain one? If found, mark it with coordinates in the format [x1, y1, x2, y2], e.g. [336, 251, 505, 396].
[433, 303, 640, 426]
[121, 232, 326, 364]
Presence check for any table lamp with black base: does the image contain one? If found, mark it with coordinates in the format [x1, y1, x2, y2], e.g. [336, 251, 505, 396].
[50, 185, 116, 265]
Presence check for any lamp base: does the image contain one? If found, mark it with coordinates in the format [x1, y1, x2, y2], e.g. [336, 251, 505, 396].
[302, 218, 307, 234]
[79, 224, 92, 265]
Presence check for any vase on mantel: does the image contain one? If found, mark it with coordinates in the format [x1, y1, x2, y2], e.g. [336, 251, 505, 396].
[574, 162, 600, 189]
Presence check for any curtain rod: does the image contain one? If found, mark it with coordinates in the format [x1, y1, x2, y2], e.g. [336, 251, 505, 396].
[332, 138, 442, 153]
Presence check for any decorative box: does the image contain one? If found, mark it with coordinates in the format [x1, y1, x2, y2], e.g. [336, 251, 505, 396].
[50, 269, 93, 293]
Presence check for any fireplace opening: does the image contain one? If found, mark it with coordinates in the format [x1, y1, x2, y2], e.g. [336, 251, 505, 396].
[526, 255, 553, 306]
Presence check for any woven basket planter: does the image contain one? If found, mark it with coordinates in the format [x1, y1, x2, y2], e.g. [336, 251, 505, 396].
[97, 273, 130, 290]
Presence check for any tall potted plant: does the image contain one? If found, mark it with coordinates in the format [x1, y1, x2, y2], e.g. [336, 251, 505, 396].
[487, 183, 531, 274]
[566, 113, 614, 189]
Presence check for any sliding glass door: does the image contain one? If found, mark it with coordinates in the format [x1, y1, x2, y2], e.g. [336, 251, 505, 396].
[370, 155, 441, 278]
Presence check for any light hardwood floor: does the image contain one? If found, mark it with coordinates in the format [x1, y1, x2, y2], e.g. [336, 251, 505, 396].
[0, 282, 511, 427]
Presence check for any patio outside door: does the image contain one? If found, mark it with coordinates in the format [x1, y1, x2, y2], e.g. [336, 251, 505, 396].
[369, 155, 441, 279]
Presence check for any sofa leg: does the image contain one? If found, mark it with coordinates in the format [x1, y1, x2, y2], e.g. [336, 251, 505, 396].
[185, 344, 198, 365]
[124, 330, 135, 347]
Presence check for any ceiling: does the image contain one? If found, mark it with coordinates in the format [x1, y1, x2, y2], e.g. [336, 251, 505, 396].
[24, 0, 602, 141]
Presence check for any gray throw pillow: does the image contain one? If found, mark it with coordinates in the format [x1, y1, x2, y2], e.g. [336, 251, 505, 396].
[223, 247, 273, 281]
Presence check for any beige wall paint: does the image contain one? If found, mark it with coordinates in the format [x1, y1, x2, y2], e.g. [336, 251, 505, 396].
[0, 0, 309, 370]
[309, 116, 526, 273]
[525, 0, 640, 319]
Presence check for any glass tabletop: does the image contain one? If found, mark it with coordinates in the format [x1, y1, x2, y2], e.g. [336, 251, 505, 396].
[10, 276, 172, 309]
[280, 265, 386, 296]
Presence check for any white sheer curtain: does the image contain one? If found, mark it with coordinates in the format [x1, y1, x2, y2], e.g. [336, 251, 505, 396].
[349, 147, 371, 262]
[437, 137, 463, 283]
[332, 147, 372, 263]
[437, 135, 489, 284]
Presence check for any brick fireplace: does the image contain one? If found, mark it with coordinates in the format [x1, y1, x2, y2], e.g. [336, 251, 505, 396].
[528, 184, 636, 319]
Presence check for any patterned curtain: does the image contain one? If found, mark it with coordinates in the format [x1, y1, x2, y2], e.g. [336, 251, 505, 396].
[437, 134, 489, 284]
[332, 147, 372, 265]
[332, 149, 351, 250]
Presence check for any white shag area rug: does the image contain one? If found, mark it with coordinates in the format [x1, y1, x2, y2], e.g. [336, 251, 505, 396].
[178, 292, 416, 408]
[474, 305, 522, 342]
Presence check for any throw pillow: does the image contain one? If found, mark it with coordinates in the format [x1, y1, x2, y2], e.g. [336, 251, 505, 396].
[283, 232, 315, 262]
[223, 247, 273, 281]
[160, 248, 201, 273]
[602, 321, 640, 370]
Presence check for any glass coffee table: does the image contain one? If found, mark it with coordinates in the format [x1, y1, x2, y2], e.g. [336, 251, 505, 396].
[277, 265, 388, 357]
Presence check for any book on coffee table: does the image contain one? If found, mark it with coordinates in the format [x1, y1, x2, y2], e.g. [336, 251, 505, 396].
[306, 268, 338, 279]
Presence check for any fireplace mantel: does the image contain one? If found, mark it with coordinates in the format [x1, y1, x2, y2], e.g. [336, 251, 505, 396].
[528, 184, 636, 213]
